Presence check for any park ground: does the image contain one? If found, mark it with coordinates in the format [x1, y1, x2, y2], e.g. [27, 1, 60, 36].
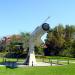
[0, 56, 75, 75]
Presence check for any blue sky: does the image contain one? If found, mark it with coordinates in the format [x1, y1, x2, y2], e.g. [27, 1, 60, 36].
[0, 0, 75, 37]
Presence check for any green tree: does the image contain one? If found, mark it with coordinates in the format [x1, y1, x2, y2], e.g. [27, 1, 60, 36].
[45, 24, 65, 55]
[20, 32, 30, 53]
[62, 25, 75, 57]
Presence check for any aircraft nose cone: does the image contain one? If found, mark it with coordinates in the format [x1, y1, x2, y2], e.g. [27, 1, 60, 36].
[42, 23, 50, 31]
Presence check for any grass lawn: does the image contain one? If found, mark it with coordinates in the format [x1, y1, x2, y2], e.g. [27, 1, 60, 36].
[0, 64, 75, 75]
[0, 56, 75, 75]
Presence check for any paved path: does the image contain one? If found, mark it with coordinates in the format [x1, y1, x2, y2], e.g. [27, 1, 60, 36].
[0, 60, 75, 67]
